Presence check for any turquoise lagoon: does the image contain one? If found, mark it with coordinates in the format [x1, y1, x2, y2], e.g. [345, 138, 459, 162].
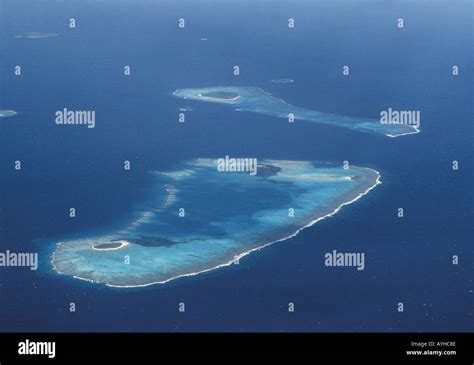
[52, 159, 380, 287]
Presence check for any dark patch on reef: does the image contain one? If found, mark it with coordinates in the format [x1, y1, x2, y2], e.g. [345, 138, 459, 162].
[256, 164, 281, 177]
[132, 236, 177, 247]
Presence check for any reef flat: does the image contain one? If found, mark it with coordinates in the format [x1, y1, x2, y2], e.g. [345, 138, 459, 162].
[173, 86, 419, 137]
[52, 159, 380, 287]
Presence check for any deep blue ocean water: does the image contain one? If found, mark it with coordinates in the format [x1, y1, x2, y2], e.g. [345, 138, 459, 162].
[0, 0, 472, 331]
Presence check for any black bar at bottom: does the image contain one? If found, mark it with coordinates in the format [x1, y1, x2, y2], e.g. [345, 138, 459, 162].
[0, 333, 471, 362]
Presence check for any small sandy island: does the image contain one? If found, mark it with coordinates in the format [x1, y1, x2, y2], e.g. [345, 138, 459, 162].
[92, 240, 130, 251]
[0, 110, 17, 118]
[198, 91, 240, 101]
[15, 32, 59, 39]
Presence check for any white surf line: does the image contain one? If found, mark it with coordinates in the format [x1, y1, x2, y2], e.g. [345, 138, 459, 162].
[99, 168, 383, 288]
[51, 244, 96, 284]
[386, 125, 421, 138]
[197, 92, 240, 101]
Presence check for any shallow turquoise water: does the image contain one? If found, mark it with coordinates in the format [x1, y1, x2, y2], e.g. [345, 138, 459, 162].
[173, 87, 419, 137]
[52, 159, 379, 287]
